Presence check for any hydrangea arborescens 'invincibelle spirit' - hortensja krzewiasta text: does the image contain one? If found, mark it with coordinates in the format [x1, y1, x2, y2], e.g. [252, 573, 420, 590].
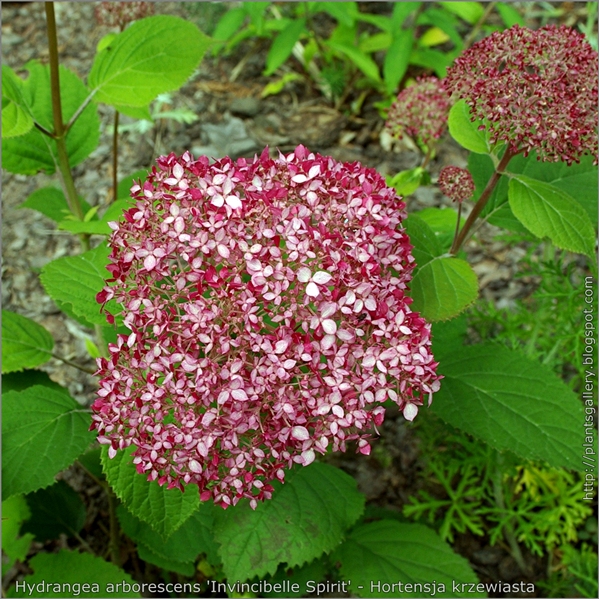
[92, 146, 442, 509]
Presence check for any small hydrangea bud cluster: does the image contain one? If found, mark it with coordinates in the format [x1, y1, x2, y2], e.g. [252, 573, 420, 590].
[444, 24, 598, 165]
[438, 166, 475, 203]
[384, 77, 451, 152]
[95, 1, 154, 29]
[92, 145, 441, 508]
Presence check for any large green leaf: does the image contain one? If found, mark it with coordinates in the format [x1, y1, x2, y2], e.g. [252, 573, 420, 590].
[403, 214, 442, 270]
[431, 344, 585, 470]
[21, 481, 86, 542]
[88, 15, 211, 107]
[2, 311, 54, 374]
[7, 551, 141, 598]
[2, 62, 100, 175]
[509, 175, 596, 258]
[101, 445, 200, 539]
[118, 502, 219, 566]
[2, 386, 95, 498]
[409, 256, 478, 321]
[521, 155, 598, 225]
[447, 99, 489, 154]
[2, 65, 34, 138]
[20, 186, 93, 223]
[1, 495, 34, 574]
[213, 463, 364, 581]
[40, 243, 118, 326]
[333, 520, 484, 598]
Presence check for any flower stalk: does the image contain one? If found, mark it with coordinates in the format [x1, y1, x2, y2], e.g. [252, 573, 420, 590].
[44, 2, 89, 250]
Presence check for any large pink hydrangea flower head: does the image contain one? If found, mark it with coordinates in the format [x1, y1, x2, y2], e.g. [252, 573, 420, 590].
[95, 1, 154, 29]
[444, 24, 598, 165]
[384, 76, 451, 152]
[92, 146, 441, 509]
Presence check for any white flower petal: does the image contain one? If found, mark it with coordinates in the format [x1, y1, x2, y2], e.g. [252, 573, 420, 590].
[225, 195, 242, 209]
[403, 403, 419, 421]
[144, 254, 157, 271]
[173, 163, 184, 180]
[297, 267, 312, 282]
[312, 271, 332, 285]
[306, 281, 320, 297]
[291, 426, 310, 441]
[300, 449, 315, 466]
[321, 319, 337, 335]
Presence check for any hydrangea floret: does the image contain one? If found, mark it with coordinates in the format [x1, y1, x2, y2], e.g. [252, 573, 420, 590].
[443, 24, 598, 165]
[95, 1, 154, 30]
[92, 146, 441, 509]
[384, 76, 451, 152]
[438, 166, 475, 203]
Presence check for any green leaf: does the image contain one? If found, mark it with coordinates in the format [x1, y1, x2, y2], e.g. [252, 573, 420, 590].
[1, 370, 67, 395]
[439, 1, 484, 24]
[408, 48, 453, 78]
[403, 214, 442, 270]
[2, 386, 95, 499]
[118, 502, 219, 567]
[521, 154, 598, 225]
[333, 520, 483, 597]
[509, 175, 596, 258]
[328, 42, 382, 83]
[1, 495, 34, 570]
[431, 316, 468, 361]
[431, 344, 586, 470]
[137, 544, 196, 576]
[391, 2, 421, 29]
[496, 3, 526, 27]
[89, 16, 211, 107]
[410, 257, 478, 322]
[58, 220, 112, 235]
[387, 166, 426, 196]
[383, 29, 413, 94]
[2, 65, 34, 138]
[264, 18, 306, 76]
[40, 243, 117, 326]
[318, 2, 359, 27]
[448, 99, 489, 154]
[115, 103, 153, 120]
[2, 311, 54, 374]
[212, 6, 246, 42]
[416, 207, 459, 251]
[101, 445, 200, 539]
[262, 559, 328, 597]
[7, 551, 142, 598]
[19, 186, 90, 223]
[21, 481, 86, 542]
[213, 463, 364, 581]
[2, 62, 100, 175]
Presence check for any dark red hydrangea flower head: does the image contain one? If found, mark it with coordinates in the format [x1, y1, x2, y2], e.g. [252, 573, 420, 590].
[438, 166, 475, 203]
[444, 24, 598, 165]
[384, 76, 451, 152]
[92, 146, 441, 509]
[95, 1, 154, 29]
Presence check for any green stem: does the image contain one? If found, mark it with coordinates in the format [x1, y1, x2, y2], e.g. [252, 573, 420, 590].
[112, 110, 120, 203]
[45, 2, 89, 251]
[449, 147, 516, 255]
